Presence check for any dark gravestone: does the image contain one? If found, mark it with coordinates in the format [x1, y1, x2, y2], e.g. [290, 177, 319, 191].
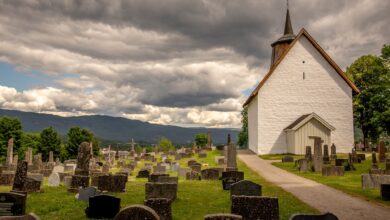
[371, 151, 379, 170]
[149, 174, 169, 183]
[222, 171, 244, 190]
[97, 175, 127, 192]
[190, 163, 202, 173]
[187, 160, 197, 167]
[330, 144, 337, 161]
[204, 213, 242, 220]
[157, 176, 178, 184]
[85, 195, 120, 219]
[0, 192, 26, 216]
[137, 169, 150, 178]
[282, 156, 294, 163]
[310, 136, 323, 172]
[305, 146, 312, 161]
[68, 175, 89, 192]
[345, 154, 356, 171]
[75, 142, 92, 176]
[201, 169, 220, 180]
[378, 141, 386, 163]
[289, 212, 338, 220]
[145, 198, 171, 220]
[297, 159, 308, 172]
[0, 173, 14, 186]
[230, 180, 261, 198]
[114, 205, 160, 220]
[22, 178, 41, 193]
[12, 161, 28, 192]
[226, 143, 237, 170]
[380, 184, 390, 201]
[231, 195, 279, 220]
[186, 171, 201, 180]
[323, 145, 330, 164]
[145, 183, 177, 203]
[321, 166, 344, 176]
[335, 159, 348, 167]
[356, 154, 366, 161]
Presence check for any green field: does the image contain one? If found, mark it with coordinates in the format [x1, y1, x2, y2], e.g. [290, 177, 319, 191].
[273, 154, 390, 207]
[0, 150, 317, 220]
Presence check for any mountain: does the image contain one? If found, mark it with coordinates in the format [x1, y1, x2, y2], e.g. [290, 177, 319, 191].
[0, 109, 239, 144]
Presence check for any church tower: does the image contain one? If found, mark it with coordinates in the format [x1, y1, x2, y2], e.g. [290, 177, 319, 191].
[270, 5, 295, 66]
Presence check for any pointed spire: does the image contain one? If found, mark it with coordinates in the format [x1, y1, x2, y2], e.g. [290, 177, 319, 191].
[284, 6, 294, 35]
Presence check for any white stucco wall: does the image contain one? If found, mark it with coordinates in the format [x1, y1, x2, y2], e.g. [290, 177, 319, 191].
[252, 35, 354, 154]
[247, 96, 258, 153]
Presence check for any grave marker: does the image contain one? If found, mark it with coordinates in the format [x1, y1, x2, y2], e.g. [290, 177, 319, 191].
[231, 195, 279, 220]
[114, 205, 159, 220]
[85, 195, 120, 219]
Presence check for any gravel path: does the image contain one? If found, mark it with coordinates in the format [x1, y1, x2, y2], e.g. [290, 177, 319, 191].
[238, 150, 390, 220]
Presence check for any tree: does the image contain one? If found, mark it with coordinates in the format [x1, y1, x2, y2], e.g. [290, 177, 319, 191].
[66, 127, 98, 159]
[19, 133, 40, 159]
[194, 133, 208, 148]
[237, 106, 248, 148]
[0, 117, 22, 163]
[39, 127, 61, 161]
[346, 52, 390, 145]
[158, 138, 174, 152]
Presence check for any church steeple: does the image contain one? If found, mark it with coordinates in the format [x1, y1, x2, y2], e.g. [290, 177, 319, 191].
[270, 2, 295, 67]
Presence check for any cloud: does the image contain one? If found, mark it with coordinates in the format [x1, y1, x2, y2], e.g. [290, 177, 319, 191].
[0, 0, 388, 128]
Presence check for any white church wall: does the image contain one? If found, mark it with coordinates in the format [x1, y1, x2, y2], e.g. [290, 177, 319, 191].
[248, 95, 259, 153]
[256, 35, 354, 154]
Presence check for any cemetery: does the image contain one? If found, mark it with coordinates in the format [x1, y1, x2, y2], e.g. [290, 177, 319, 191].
[263, 140, 390, 206]
[0, 137, 318, 220]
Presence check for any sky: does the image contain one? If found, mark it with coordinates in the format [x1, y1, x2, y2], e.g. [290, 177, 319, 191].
[0, 0, 389, 128]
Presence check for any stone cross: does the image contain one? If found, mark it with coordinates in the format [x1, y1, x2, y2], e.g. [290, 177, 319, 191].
[6, 138, 14, 165]
[75, 142, 92, 176]
[309, 136, 323, 172]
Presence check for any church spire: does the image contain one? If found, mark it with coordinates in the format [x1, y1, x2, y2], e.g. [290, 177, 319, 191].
[270, 1, 296, 66]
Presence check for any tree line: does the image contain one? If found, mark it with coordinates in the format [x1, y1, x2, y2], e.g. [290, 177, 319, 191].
[0, 117, 99, 163]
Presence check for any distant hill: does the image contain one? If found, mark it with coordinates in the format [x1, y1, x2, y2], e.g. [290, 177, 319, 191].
[0, 109, 239, 144]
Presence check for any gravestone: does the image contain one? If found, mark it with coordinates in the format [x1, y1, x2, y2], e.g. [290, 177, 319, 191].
[26, 148, 33, 165]
[178, 168, 191, 177]
[75, 142, 92, 176]
[289, 212, 338, 220]
[305, 146, 312, 161]
[77, 187, 98, 202]
[378, 141, 386, 163]
[230, 180, 262, 198]
[113, 205, 160, 220]
[23, 177, 42, 193]
[63, 176, 72, 188]
[187, 160, 197, 167]
[174, 154, 182, 161]
[199, 151, 207, 158]
[297, 159, 308, 172]
[282, 156, 294, 163]
[335, 159, 348, 167]
[48, 151, 54, 164]
[323, 145, 330, 164]
[153, 166, 166, 174]
[190, 163, 201, 172]
[145, 183, 177, 202]
[145, 198, 171, 220]
[0, 172, 15, 186]
[68, 175, 89, 192]
[226, 143, 237, 170]
[85, 195, 121, 219]
[31, 154, 42, 172]
[47, 173, 60, 187]
[137, 169, 150, 178]
[345, 154, 356, 171]
[361, 174, 390, 189]
[97, 175, 127, 192]
[357, 154, 366, 161]
[52, 165, 64, 174]
[204, 214, 242, 220]
[231, 195, 279, 220]
[0, 192, 26, 216]
[6, 138, 14, 166]
[102, 163, 110, 173]
[310, 136, 323, 172]
[170, 163, 179, 172]
[371, 151, 379, 171]
[186, 171, 201, 180]
[322, 166, 344, 176]
[157, 176, 178, 184]
[330, 144, 337, 161]
[149, 174, 169, 183]
[222, 171, 244, 190]
[214, 156, 226, 165]
[380, 184, 390, 201]
[12, 161, 28, 192]
[201, 169, 220, 180]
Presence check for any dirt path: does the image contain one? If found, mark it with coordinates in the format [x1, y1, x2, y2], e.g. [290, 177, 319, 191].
[238, 150, 390, 220]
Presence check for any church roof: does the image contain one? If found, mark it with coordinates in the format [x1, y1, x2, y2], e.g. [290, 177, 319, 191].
[243, 28, 360, 107]
[284, 112, 335, 131]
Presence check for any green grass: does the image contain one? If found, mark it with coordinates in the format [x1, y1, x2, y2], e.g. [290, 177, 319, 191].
[0, 150, 317, 220]
[259, 154, 304, 161]
[273, 155, 390, 207]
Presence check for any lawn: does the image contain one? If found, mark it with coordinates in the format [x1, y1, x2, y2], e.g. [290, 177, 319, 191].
[0, 150, 317, 220]
[273, 154, 390, 207]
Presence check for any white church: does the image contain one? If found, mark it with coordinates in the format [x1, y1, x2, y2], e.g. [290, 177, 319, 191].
[244, 8, 359, 155]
